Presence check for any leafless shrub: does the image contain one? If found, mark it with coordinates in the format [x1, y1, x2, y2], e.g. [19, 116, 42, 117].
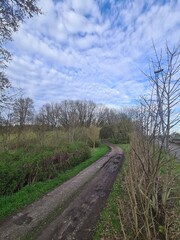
[118, 42, 180, 240]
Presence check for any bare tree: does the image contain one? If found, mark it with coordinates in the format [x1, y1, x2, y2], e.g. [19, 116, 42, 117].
[145, 42, 180, 150]
[35, 100, 134, 144]
[0, 0, 41, 106]
[74, 100, 96, 127]
[38, 103, 61, 129]
[94, 104, 108, 126]
[58, 100, 78, 129]
[0, 73, 11, 109]
[11, 97, 34, 127]
[118, 42, 180, 240]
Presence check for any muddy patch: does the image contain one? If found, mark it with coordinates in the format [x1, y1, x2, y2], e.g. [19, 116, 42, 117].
[13, 213, 33, 225]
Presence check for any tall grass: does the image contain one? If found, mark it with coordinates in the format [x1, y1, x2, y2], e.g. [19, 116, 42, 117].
[0, 129, 71, 151]
[0, 126, 96, 152]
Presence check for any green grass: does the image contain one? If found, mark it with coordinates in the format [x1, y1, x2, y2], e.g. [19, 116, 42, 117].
[0, 144, 108, 220]
[93, 144, 129, 240]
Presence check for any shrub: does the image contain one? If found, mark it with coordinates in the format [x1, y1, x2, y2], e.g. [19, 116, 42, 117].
[100, 125, 130, 144]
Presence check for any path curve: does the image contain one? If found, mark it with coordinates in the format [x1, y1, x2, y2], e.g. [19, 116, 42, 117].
[0, 144, 124, 240]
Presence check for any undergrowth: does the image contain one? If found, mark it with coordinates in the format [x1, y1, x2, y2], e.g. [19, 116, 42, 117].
[0, 142, 90, 195]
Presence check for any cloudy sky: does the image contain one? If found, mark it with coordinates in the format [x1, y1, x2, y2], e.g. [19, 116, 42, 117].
[6, 0, 180, 110]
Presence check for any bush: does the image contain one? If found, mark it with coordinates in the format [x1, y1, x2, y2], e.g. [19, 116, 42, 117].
[68, 142, 91, 166]
[100, 125, 130, 144]
[87, 139, 100, 148]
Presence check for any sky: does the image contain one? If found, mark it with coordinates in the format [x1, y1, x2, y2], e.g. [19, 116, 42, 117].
[5, 0, 180, 111]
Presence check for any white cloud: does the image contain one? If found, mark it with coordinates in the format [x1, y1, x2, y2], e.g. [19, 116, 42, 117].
[5, 0, 180, 111]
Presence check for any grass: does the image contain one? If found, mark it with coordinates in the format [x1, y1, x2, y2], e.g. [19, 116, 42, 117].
[0, 129, 71, 151]
[0, 144, 108, 221]
[93, 144, 129, 240]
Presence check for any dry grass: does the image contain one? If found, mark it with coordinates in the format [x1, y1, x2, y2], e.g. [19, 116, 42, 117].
[0, 128, 89, 151]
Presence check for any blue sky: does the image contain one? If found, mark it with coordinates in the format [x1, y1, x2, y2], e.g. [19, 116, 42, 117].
[5, 0, 180, 110]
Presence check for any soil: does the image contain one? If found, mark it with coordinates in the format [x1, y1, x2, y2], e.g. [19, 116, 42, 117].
[0, 143, 124, 240]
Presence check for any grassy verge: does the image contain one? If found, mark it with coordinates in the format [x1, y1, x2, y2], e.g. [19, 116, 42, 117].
[93, 144, 129, 239]
[0, 144, 108, 221]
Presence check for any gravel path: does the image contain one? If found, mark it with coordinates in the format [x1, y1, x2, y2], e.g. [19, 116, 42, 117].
[0, 144, 123, 240]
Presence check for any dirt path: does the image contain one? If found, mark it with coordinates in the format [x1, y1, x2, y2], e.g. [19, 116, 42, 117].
[0, 144, 124, 240]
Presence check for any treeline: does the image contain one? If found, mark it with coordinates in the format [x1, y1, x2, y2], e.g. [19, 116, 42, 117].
[0, 98, 133, 150]
[1, 98, 131, 128]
